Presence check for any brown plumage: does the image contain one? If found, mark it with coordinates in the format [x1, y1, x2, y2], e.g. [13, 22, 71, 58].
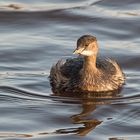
[49, 35, 125, 94]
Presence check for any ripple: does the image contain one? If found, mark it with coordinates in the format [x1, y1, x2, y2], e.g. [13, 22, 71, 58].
[0, 0, 140, 139]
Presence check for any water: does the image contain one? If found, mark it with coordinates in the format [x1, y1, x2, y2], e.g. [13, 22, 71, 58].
[0, 0, 140, 140]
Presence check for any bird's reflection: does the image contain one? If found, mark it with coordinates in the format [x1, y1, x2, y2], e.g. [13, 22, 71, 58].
[70, 103, 102, 136]
[50, 90, 121, 136]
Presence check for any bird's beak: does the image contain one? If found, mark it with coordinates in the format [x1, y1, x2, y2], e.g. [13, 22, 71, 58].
[73, 48, 84, 54]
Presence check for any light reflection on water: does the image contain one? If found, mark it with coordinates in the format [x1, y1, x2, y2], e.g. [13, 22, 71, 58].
[0, 0, 140, 140]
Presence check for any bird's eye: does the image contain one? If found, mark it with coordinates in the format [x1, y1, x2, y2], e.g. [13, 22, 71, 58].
[85, 44, 88, 47]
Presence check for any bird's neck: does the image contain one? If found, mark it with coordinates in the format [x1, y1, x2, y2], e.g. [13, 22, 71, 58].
[80, 55, 98, 91]
[83, 55, 97, 71]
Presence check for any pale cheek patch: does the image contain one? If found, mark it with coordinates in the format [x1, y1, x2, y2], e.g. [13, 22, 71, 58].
[81, 50, 95, 56]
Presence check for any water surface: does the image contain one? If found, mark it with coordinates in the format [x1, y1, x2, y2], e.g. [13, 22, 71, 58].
[0, 0, 140, 140]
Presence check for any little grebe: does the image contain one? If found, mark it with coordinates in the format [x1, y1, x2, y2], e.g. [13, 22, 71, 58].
[49, 35, 125, 93]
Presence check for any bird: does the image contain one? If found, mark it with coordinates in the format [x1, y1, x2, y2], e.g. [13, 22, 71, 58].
[49, 35, 125, 94]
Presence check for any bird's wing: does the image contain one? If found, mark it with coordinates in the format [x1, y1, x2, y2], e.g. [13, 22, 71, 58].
[60, 57, 83, 78]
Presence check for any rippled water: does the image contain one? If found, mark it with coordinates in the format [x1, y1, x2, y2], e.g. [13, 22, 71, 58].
[0, 0, 140, 140]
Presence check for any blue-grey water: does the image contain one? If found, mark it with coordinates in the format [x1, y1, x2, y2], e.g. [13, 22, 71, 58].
[0, 0, 140, 140]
